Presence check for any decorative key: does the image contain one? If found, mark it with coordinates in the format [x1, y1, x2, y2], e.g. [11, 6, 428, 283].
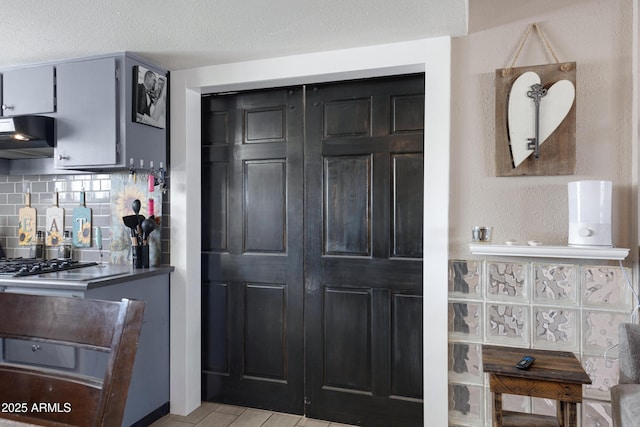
[526, 83, 548, 159]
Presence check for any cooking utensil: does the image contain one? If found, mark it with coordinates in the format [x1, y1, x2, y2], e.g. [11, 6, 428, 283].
[141, 217, 156, 245]
[18, 191, 36, 246]
[132, 199, 143, 238]
[132, 199, 141, 216]
[45, 192, 64, 246]
[122, 215, 141, 246]
[72, 191, 92, 247]
[122, 215, 139, 233]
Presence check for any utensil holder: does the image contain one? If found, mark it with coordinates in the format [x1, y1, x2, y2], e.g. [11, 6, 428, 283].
[142, 245, 150, 268]
[132, 245, 150, 268]
[132, 246, 143, 268]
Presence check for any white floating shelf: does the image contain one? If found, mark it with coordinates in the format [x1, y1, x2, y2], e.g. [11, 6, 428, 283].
[468, 244, 629, 260]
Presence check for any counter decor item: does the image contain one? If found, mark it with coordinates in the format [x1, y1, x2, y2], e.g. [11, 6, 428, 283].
[29, 230, 45, 260]
[471, 226, 492, 243]
[45, 192, 64, 246]
[72, 191, 92, 247]
[495, 23, 576, 177]
[568, 180, 612, 247]
[57, 231, 73, 260]
[18, 190, 36, 246]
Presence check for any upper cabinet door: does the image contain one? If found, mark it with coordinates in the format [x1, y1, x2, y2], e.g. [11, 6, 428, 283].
[1, 65, 56, 116]
[55, 57, 118, 168]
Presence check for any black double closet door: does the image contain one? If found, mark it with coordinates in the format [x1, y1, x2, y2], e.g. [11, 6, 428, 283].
[201, 74, 424, 427]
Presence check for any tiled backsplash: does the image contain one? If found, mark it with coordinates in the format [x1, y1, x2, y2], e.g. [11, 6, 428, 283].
[0, 172, 170, 265]
[448, 258, 635, 426]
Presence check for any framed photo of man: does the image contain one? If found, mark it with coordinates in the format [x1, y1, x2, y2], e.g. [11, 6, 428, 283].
[133, 65, 167, 129]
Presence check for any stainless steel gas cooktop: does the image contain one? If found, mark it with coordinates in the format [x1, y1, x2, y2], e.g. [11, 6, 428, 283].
[0, 258, 98, 277]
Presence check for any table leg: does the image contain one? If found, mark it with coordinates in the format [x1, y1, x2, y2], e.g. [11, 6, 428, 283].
[565, 402, 577, 427]
[493, 392, 503, 427]
[557, 401, 565, 427]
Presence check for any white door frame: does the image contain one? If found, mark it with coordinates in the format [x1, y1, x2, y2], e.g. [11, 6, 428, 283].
[169, 37, 451, 426]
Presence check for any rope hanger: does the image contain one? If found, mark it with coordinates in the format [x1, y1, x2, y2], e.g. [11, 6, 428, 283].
[502, 23, 570, 76]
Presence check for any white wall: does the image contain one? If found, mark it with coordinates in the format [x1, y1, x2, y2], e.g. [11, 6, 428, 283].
[450, 0, 636, 260]
[169, 38, 452, 424]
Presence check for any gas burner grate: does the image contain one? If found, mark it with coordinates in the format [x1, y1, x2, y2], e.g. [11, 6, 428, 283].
[0, 259, 98, 277]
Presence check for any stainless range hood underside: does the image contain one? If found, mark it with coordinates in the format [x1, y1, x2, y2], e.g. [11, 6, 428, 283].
[0, 115, 55, 159]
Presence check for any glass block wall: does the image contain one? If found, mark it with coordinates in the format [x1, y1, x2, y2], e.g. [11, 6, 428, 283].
[448, 259, 636, 426]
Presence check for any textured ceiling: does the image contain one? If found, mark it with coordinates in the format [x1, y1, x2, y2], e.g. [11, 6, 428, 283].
[1, 0, 468, 71]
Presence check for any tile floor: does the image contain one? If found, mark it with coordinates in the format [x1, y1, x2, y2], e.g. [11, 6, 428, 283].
[150, 402, 358, 427]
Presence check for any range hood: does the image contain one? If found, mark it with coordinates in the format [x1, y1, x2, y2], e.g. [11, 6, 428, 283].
[0, 116, 55, 159]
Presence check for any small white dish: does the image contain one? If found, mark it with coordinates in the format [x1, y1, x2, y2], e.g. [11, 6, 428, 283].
[527, 240, 543, 246]
[505, 239, 518, 246]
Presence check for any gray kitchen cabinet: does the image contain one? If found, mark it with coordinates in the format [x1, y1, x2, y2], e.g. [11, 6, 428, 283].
[55, 53, 166, 170]
[55, 57, 118, 167]
[0, 65, 56, 117]
[87, 275, 170, 426]
[4, 338, 76, 369]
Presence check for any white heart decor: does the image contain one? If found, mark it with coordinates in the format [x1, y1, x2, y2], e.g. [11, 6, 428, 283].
[508, 71, 575, 168]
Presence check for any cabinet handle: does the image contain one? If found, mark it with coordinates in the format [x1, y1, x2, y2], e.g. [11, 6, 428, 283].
[1, 104, 13, 111]
[31, 344, 41, 352]
[58, 154, 70, 161]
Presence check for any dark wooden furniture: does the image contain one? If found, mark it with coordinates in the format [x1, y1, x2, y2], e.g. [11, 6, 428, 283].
[482, 345, 591, 427]
[0, 292, 145, 426]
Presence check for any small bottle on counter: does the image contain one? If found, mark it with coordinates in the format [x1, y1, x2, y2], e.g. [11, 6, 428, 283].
[31, 230, 45, 260]
[58, 231, 73, 260]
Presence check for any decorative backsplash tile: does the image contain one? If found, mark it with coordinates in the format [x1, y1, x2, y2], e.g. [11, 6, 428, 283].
[109, 173, 163, 266]
[533, 263, 578, 305]
[486, 261, 528, 301]
[449, 260, 482, 298]
[486, 304, 529, 344]
[533, 306, 578, 350]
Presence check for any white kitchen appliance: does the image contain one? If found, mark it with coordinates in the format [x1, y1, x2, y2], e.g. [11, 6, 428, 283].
[568, 180, 612, 247]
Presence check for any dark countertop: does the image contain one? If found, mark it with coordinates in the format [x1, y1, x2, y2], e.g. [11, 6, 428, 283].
[0, 264, 174, 292]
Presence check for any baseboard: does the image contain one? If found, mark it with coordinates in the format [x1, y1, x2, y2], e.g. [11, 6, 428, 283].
[130, 402, 170, 427]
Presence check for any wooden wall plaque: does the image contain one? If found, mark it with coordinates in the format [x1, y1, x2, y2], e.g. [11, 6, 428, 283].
[495, 62, 576, 177]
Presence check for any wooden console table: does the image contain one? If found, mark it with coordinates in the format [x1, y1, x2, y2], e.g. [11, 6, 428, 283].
[482, 345, 592, 427]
